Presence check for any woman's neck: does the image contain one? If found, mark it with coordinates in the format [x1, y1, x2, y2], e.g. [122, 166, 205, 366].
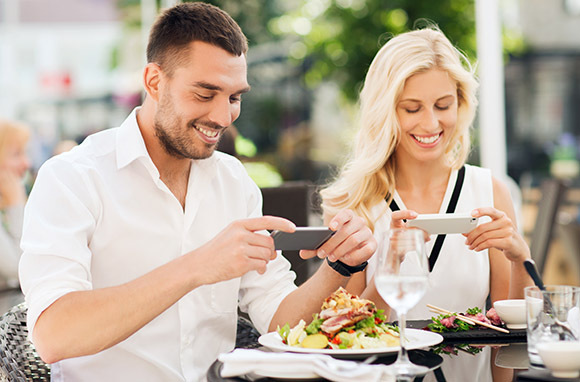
[394, 159, 453, 214]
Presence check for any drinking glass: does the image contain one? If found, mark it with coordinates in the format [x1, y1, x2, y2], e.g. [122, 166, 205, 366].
[525, 285, 580, 366]
[375, 228, 429, 379]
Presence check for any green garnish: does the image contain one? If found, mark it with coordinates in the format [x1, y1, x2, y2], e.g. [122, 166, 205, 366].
[465, 307, 482, 315]
[427, 313, 474, 333]
[457, 343, 484, 355]
[432, 343, 484, 356]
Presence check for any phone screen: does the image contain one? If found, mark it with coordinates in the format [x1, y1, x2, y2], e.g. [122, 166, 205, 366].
[271, 227, 335, 251]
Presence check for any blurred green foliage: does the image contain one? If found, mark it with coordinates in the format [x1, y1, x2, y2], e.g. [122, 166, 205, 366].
[116, 0, 293, 45]
[200, 0, 291, 46]
[269, 0, 478, 101]
[116, 0, 144, 29]
[116, 0, 526, 103]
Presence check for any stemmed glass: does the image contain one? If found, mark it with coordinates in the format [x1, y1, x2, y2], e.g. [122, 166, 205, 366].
[375, 228, 429, 379]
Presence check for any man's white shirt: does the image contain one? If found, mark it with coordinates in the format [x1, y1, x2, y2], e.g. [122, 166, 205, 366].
[19, 109, 297, 381]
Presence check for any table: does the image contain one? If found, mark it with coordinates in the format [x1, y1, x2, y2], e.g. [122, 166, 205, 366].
[208, 344, 520, 381]
[208, 326, 580, 382]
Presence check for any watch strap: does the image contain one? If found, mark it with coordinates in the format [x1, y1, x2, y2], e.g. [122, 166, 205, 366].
[326, 258, 368, 277]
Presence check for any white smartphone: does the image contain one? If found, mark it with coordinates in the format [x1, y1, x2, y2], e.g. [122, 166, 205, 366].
[271, 227, 336, 251]
[406, 213, 478, 235]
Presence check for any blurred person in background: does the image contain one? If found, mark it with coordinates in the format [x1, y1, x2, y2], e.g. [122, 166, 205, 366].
[0, 118, 30, 311]
[52, 139, 78, 157]
[18, 3, 375, 381]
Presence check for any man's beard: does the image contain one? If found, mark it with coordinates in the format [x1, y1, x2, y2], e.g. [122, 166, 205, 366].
[153, 95, 222, 160]
[154, 121, 216, 160]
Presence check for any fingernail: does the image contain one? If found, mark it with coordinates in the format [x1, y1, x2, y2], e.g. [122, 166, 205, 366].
[318, 249, 326, 258]
[328, 255, 336, 262]
[330, 222, 337, 230]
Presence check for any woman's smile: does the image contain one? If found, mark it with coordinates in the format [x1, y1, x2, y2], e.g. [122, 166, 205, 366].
[411, 132, 443, 146]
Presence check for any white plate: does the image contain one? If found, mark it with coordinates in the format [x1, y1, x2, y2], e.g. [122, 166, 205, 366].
[258, 328, 443, 358]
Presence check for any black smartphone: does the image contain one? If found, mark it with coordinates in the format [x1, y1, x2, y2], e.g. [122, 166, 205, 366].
[270, 227, 336, 251]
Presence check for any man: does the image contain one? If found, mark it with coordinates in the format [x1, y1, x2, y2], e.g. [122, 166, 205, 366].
[19, 3, 376, 381]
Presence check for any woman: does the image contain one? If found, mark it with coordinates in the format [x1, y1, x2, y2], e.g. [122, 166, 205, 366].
[0, 118, 30, 291]
[320, 27, 531, 320]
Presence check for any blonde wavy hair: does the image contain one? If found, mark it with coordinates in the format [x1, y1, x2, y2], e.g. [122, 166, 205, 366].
[320, 27, 479, 232]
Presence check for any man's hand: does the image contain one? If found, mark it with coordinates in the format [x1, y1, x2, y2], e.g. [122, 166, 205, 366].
[299, 209, 376, 267]
[193, 216, 295, 285]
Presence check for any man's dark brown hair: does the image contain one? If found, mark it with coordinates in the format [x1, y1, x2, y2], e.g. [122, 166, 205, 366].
[147, 2, 248, 76]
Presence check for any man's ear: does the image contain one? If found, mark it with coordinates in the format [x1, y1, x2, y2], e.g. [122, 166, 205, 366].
[143, 63, 163, 102]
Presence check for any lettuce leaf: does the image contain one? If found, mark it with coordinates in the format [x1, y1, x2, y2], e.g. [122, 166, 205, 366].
[305, 314, 324, 335]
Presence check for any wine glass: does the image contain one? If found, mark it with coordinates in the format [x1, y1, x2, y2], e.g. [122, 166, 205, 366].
[375, 228, 429, 378]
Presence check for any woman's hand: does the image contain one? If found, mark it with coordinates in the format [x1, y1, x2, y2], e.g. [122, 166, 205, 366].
[464, 207, 530, 262]
[390, 209, 418, 228]
[300, 209, 376, 267]
[390, 209, 430, 241]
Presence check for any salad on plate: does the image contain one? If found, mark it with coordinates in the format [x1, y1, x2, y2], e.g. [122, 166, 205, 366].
[277, 287, 400, 350]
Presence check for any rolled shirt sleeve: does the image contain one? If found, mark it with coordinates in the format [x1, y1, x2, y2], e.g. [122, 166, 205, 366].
[19, 157, 99, 338]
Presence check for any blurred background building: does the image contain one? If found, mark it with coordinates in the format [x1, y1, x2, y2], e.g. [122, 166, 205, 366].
[505, 0, 580, 185]
[0, 0, 131, 169]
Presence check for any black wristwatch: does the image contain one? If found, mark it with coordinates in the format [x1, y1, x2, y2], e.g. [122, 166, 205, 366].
[326, 258, 368, 277]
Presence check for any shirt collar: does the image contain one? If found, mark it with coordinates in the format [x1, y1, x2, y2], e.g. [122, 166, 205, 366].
[115, 107, 220, 177]
[116, 107, 152, 170]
